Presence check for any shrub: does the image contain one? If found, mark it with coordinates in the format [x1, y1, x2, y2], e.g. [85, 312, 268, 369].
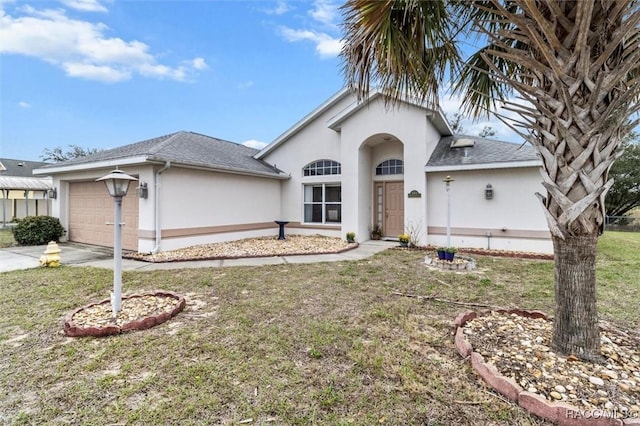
[346, 232, 356, 243]
[12, 216, 66, 246]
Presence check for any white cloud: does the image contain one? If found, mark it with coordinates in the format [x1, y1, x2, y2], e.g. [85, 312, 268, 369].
[279, 27, 343, 58]
[275, 1, 342, 58]
[0, 6, 206, 83]
[18, 101, 31, 108]
[63, 62, 130, 81]
[237, 80, 254, 89]
[309, 0, 338, 27]
[191, 57, 207, 70]
[264, 0, 291, 16]
[242, 139, 268, 149]
[59, 0, 107, 13]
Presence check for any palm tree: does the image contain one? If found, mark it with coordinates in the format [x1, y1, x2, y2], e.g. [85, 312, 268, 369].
[341, 0, 640, 362]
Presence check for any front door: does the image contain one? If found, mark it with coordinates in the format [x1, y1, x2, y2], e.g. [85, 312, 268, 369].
[385, 181, 404, 237]
[375, 181, 404, 238]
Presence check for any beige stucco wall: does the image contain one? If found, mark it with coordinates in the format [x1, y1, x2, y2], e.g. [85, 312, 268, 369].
[149, 167, 282, 252]
[262, 95, 351, 234]
[426, 168, 552, 253]
[263, 93, 442, 245]
[338, 97, 441, 245]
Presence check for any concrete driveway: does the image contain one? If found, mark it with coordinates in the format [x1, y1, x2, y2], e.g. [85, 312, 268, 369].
[0, 243, 113, 273]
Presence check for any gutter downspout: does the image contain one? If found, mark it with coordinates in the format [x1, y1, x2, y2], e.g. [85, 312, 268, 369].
[150, 162, 171, 254]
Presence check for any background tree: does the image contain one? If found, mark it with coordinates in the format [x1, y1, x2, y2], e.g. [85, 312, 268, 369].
[41, 145, 101, 163]
[605, 132, 640, 219]
[446, 113, 465, 133]
[446, 113, 495, 138]
[478, 126, 496, 138]
[341, 0, 640, 361]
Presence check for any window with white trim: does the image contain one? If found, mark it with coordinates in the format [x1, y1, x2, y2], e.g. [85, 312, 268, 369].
[303, 160, 341, 176]
[375, 159, 404, 175]
[303, 184, 341, 223]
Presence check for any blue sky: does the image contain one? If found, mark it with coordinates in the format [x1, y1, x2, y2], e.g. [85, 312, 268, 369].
[1, 0, 514, 161]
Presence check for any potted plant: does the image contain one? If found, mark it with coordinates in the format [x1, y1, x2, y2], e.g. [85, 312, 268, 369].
[445, 247, 457, 261]
[436, 247, 447, 260]
[398, 233, 410, 247]
[346, 231, 356, 243]
[370, 224, 382, 240]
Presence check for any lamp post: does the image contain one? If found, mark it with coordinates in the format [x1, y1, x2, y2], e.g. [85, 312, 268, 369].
[443, 175, 455, 248]
[97, 169, 138, 316]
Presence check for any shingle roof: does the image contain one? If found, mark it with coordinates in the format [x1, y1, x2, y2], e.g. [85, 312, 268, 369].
[38, 131, 284, 177]
[426, 135, 540, 168]
[0, 158, 49, 177]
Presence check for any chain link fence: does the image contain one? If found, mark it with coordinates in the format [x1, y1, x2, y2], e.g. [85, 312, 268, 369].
[605, 215, 640, 232]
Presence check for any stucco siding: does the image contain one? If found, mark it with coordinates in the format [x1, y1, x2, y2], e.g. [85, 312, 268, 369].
[338, 96, 440, 245]
[262, 96, 351, 227]
[161, 168, 281, 227]
[426, 168, 552, 252]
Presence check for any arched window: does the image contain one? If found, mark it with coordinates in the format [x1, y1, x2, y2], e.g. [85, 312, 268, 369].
[303, 160, 341, 176]
[375, 159, 403, 175]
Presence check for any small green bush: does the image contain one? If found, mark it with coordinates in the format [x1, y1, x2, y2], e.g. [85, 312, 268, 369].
[12, 216, 66, 246]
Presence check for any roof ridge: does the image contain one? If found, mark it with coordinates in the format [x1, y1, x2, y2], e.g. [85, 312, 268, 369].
[185, 131, 255, 151]
[146, 131, 186, 155]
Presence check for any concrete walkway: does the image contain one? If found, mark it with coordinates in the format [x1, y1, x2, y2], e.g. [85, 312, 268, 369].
[0, 240, 396, 273]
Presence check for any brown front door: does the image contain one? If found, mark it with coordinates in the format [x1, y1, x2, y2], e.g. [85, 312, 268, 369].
[384, 181, 404, 237]
[375, 181, 404, 238]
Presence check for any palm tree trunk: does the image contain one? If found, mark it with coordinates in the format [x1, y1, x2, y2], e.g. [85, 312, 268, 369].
[551, 234, 602, 362]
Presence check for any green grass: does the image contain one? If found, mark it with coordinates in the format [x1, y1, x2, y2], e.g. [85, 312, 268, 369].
[0, 227, 15, 248]
[0, 232, 638, 425]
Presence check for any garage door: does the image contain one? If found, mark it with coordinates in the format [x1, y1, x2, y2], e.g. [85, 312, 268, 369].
[69, 181, 139, 251]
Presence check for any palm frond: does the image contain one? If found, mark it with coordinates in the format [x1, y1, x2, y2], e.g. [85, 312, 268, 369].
[340, 0, 460, 108]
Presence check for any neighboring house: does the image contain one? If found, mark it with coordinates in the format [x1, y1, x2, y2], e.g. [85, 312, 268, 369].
[35, 88, 552, 253]
[0, 158, 53, 227]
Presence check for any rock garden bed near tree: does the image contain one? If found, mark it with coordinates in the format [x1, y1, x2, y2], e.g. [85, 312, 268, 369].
[455, 309, 640, 425]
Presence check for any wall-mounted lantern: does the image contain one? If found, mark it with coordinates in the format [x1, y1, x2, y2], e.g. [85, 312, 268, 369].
[485, 184, 494, 200]
[47, 188, 57, 199]
[136, 182, 148, 199]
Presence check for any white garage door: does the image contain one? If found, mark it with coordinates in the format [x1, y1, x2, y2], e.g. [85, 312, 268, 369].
[69, 181, 139, 251]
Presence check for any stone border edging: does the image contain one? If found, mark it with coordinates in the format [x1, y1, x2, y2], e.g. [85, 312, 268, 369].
[64, 291, 186, 337]
[454, 309, 640, 426]
[123, 243, 359, 263]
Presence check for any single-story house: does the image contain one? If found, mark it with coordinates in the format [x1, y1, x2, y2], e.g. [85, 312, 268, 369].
[35, 88, 552, 253]
[0, 158, 53, 227]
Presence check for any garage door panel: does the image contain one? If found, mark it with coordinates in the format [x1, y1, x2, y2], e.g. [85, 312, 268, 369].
[69, 181, 139, 251]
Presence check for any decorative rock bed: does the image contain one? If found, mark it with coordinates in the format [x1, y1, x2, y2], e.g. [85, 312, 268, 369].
[64, 291, 186, 337]
[424, 254, 476, 271]
[455, 309, 640, 425]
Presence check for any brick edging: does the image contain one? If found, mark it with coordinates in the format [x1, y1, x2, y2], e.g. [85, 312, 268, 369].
[64, 291, 186, 337]
[454, 309, 639, 426]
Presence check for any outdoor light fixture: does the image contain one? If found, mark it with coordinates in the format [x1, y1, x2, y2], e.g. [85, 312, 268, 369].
[47, 188, 57, 199]
[485, 183, 494, 200]
[96, 169, 138, 315]
[136, 182, 148, 199]
[443, 175, 455, 248]
[97, 169, 138, 197]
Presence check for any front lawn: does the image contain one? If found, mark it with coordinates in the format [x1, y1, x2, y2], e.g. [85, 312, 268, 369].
[1, 232, 638, 425]
[0, 227, 15, 248]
